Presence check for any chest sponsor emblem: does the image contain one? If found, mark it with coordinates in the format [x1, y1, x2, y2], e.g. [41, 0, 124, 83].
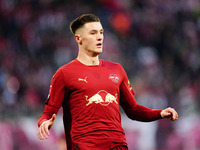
[109, 74, 119, 83]
[85, 90, 118, 106]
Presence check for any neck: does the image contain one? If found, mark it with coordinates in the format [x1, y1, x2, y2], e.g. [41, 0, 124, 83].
[77, 51, 100, 66]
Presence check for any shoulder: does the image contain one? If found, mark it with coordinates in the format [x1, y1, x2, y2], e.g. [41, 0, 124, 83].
[59, 59, 78, 70]
[101, 59, 122, 68]
[55, 59, 82, 75]
[101, 60, 125, 73]
[101, 60, 128, 77]
[52, 59, 77, 78]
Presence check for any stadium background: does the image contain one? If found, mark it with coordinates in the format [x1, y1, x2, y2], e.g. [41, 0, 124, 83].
[0, 0, 200, 149]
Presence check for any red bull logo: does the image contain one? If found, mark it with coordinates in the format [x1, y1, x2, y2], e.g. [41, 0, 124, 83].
[85, 90, 118, 106]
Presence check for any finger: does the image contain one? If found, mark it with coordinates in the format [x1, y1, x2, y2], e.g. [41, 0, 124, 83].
[166, 108, 174, 118]
[48, 114, 56, 129]
[44, 123, 50, 137]
[37, 129, 41, 140]
[37, 127, 44, 140]
[171, 112, 176, 120]
[171, 111, 178, 121]
[173, 112, 178, 120]
[50, 114, 56, 123]
[165, 112, 172, 118]
[168, 112, 173, 117]
[171, 109, 177, 120]
[41, 125, 48, 139]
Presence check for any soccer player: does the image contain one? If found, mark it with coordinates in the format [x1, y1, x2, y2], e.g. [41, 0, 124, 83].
[37, 14, 178, 150]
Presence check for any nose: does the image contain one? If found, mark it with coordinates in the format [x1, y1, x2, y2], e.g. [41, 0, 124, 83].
[97, 33, 103, 41]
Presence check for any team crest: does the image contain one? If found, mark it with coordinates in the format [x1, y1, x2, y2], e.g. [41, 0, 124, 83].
[109, 74, 119, 83]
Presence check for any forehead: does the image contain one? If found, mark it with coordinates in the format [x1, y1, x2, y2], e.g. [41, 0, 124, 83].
[82, 22, 103, 31]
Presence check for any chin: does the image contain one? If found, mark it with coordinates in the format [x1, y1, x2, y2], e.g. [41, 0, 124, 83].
[94, 48, 103, 54]
[88, 48, 103, 55]
[97, 50, 103, 54]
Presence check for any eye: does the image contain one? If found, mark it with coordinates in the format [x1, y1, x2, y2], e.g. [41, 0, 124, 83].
[90, 31, 95, 35]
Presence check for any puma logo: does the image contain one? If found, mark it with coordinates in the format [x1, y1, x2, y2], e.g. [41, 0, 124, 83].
[78, 77, 88, 83]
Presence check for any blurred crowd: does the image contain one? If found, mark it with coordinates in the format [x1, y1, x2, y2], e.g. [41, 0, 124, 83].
[0, 0, 200, 150]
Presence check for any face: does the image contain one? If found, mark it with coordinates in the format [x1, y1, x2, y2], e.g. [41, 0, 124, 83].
[75, 22, 104, 56]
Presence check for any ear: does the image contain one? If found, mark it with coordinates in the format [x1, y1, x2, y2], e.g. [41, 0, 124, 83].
[75, 34, 82, 45]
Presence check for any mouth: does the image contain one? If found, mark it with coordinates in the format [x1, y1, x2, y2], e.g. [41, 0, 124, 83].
[96, 43, 102, 48]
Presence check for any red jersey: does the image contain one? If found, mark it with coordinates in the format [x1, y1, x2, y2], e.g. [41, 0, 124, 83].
[38, 59, 162, 150]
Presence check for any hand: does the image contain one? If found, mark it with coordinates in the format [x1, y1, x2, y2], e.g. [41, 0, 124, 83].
[37, 114, 56, 140]
[160, 107, 178, 121]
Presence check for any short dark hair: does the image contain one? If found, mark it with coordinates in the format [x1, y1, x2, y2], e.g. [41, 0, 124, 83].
[70, 14, 100, 35]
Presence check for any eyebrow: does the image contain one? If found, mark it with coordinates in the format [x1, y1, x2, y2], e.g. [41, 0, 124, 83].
[89, 29, 104, 32]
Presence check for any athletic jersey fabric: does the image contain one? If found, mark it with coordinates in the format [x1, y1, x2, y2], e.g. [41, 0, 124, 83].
[38, 59, 162, 150]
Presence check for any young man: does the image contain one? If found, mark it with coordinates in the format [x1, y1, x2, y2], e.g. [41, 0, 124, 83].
[37, 14, 178, 150]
